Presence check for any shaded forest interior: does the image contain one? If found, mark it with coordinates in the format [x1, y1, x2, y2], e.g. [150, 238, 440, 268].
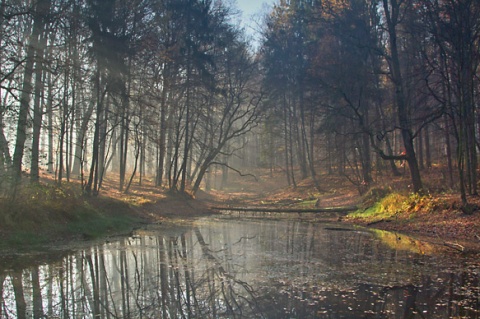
[0, 0, 479, 208]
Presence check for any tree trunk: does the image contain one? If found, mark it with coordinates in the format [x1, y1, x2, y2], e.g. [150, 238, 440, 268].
[97, 96, 109, 190]
[180, 76, 191, 193]
[444, 114, 454, 188]
[283, 95, 291, 186]
[13, 0, 51, 180]
[288, 109, 297, 187]
[72, 100, 94, 176]
[119, 107, 129, 191]
[124, 126, 141, 194]
[293, 100, 308, 179]
[382, 0, 423, 193]
[156, 66, 169, 187]
[417, 126, 424, 170]
[425, 124, 432, 168]
[30, 25, 48, 182]
[85, 68, 104, 196]
[0, 115, 10, 171]
[57, 63, 70, 184]
[47, 72, 54, 173]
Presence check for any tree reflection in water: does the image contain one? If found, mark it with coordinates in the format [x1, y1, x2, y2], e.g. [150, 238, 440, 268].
[0, 218, 479, 318]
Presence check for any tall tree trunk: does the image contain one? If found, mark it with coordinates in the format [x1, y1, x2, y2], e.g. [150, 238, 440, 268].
[119, 32, 134, 191]
[425, 124, 432, 168]
[67, 47, 78, 183]
[47, 72, 54, 173]
[156, 66, 169, 187]
[58, 63, 70, 184]
[288, 104, 297, 187]
[283, 95, 291, 186]
[359, 104, 373, 184]
[13, 0, 51, 180]
[440, 52, 455, 189]
[72, 100, 94, 176]
[372, 57, 400, 177]
[0, 80, 12, 179]
[85, 69, 104, 196]
[463, 61, 477, 195]
[30, 25, 48, 182]
[309, 110, 320, 181]
[98, 96, 109, 190]
[67, 2, 81, 179]
[221, 150, 229, 190]
[180, 73, 191, 193]
[444, 114, 454, 188]
[417, 126, 424, 170]
[0, 115, 10, 172]
[124, 124, 141, 194]
[167, 105, 179, 189]
[119, 107, 129, 191]
[382, 0, 423, 193]
[110, 126, 120, 172]
[300, 85, 321, 190]
[139, 118, 145, 186]
[362, 130, 372, 183]
[293, 100, 307, 179]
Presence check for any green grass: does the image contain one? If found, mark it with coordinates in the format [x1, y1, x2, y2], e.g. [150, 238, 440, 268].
[348, 191, 438, 223]
[349, 202, 394, 221]
[0, 183, 142, 251]
[0, 208, 140, 251]
[349, 193, 406, 219]
[65, 209, 139, 240]
[4, 231, 50, 248]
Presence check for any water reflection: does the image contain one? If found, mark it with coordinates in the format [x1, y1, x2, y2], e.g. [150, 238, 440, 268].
[0, 217, 479, 318]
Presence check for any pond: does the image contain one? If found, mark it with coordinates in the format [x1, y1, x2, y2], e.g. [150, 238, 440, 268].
[0, 215, 479, 318]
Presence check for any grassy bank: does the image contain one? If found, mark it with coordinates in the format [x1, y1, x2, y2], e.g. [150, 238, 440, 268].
[347, 189, 444, 224]
[345, 188, 480, 247]
[0, 183, 143, 251]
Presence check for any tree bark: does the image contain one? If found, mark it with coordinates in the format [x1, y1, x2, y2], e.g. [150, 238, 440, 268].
[30, 24, 48, 182]
[12, 0, 51, 180]
[382, 0, 423, 193]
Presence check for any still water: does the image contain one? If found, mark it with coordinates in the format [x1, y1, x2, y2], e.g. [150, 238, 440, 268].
[0, 216, 479, 318]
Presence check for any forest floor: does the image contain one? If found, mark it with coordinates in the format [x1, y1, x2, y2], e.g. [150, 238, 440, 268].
[1, 166, 480, 253]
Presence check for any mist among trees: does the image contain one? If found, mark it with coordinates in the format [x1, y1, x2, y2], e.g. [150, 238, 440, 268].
[0, 0, 479, 204]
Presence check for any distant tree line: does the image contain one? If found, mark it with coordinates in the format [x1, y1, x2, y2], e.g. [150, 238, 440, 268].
[259, 0, 480, 205]
[0, 0, 262, 197]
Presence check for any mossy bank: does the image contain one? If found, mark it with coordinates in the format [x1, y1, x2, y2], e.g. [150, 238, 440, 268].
[346, 188, 480, 250]
[0, 183, 143, 251]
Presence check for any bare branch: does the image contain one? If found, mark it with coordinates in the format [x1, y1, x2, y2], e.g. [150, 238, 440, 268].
[210, 161, 258, 181]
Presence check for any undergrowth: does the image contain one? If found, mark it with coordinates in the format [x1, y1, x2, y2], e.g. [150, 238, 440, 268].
[349, 188, 444, 223]
[0, 182, 140, 250]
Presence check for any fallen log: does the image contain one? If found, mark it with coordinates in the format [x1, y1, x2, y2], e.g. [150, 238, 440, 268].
[211, 206, 358, 213]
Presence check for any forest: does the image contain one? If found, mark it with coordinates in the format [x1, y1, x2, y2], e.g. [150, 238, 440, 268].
[0, 0, 479, 209]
